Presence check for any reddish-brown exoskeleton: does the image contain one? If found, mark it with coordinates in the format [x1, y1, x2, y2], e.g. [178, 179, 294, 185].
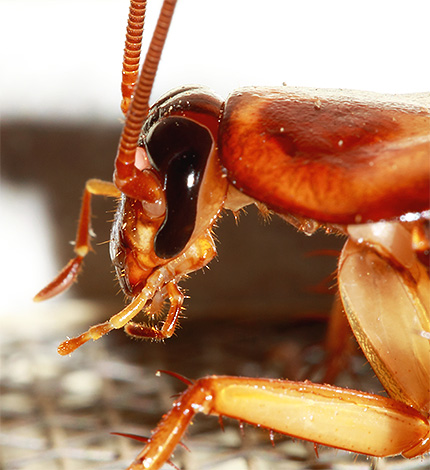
[35, 0, 430, 468]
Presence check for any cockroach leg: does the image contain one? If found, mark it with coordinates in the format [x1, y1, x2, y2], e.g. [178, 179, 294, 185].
[320, 296, 356, 383]
[126, 376, 430, 470]
[34, 179, 120, 301]
[33, 256, 84, 303]
[339, 222, 430, 411]
[303, 295, 356, 383]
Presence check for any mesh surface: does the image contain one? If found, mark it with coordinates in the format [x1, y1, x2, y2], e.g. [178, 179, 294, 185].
[2, 300, 429, 470]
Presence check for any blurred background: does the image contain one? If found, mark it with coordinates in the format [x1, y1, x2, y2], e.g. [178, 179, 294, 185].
[1, 1, 429, 469]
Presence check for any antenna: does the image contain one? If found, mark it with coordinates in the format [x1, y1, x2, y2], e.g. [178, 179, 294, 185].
[115, 0, 177, 190]
[121, 0, 147, 115]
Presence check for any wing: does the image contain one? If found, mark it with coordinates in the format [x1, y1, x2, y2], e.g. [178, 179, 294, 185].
[219, 87, 430, 224]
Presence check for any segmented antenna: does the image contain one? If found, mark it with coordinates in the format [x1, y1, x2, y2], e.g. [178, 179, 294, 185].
[121, 1, 147, 115]
[115, 0, 177, 187]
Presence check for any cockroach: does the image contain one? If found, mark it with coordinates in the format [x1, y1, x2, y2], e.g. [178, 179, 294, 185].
[35, 1, 430, 468]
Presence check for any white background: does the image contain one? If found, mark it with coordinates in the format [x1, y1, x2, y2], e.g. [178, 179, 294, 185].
[1, 0, 429, 122]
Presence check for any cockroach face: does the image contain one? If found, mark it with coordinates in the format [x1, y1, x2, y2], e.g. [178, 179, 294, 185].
[110, 86, 228, 296]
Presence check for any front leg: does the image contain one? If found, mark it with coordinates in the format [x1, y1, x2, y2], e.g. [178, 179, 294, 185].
[34, 179, 120, 301]
[125, 375, 430, 470]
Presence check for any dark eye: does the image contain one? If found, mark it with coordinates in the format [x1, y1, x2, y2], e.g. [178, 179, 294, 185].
[145, 117, 213, 259]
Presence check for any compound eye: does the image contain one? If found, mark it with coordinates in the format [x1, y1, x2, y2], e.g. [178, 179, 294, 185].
[145, 116, 213, 259]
